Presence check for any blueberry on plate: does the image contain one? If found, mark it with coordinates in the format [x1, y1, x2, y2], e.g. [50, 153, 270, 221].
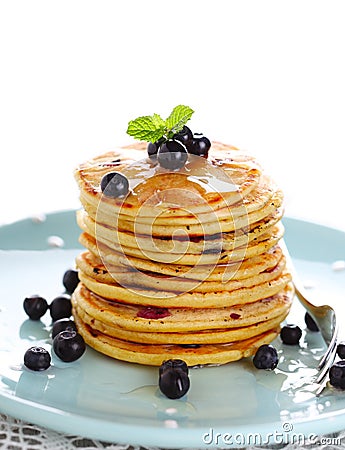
[50, 295, 72, 321]
[159, 367, 190, 399]
[52, 318, 77, 339]
[100, 171, 129, 198]
[253, 344, 278, 370]
[62, 269, 79, 294]
[23, 295, 48, 320]
[159, 359, 189, 376]
[280, 324, 302, 345]
[157, 140, 188, 170]
[24, 346, 51, 371]
[329, 361, 345, 389]
[53, 330, 86, 362]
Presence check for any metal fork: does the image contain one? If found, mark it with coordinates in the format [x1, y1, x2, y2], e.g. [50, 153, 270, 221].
[280, 240, 339, 395]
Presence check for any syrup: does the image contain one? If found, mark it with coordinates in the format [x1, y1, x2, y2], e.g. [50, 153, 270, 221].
[119, 154, 239, 195]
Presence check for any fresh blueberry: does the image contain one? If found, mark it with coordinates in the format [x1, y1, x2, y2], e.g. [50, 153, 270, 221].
[62, 269, 79, 294]
[253, 344, 278, 370]
[304, 312, 319, 332]
[189, 133, 211, 158]
[173, 126, 193, 149]
[337, 342, 345, 359]
[159, 367, 190, 399]
[157, 139, 188, 170]
[280, 324, 302, 345]
[147, 142, 159, 158]
[159, 359, 189, 376]
[329, 361, 345, 389]
[53, 330, 86, 362]
[50, 295, 72, 321]
[24, 346, 51, 371]
[147, 137, 166, 158]
[23, 295, 49, 320]
[100, 172, 129, 198]
[52, 318, 77, 339]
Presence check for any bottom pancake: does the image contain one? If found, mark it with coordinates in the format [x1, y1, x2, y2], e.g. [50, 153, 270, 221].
[73, 307, 280, 366]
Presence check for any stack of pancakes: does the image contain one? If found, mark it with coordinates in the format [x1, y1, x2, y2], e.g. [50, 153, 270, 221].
[72, 142, 293, 366]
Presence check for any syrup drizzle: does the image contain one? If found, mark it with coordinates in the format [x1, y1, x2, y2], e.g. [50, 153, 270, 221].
[118, 154, 239, 195]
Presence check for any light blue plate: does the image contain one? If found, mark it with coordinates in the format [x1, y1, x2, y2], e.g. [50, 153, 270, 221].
[1, 211, 345, 448]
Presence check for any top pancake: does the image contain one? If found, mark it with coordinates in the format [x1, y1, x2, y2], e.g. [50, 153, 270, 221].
[74, 142, 276, 224]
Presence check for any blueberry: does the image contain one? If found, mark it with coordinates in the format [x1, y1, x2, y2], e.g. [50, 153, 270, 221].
[159, 367, 190, 399]
[50, 295, 72, 321]
[304, 312, 319, 332]
[100, 172, 129, 198]
[159, 359, 189, 376]
[173, 126, 193, 149]
[147, 137, 166, 158]
[52, 318, 77, 339]
[329, 361, 345, 389]
[337, 342, 345, 359]
[189, 133, 211, 158]
[23, 295, 49, 320]
[62, 269, 79, 294]
[53, 330, 86, 362]
[280, 324, 302, 345]
[157, 139, 188, 170]
[24, 346, 51, 371]
[253, 344, 278, 370]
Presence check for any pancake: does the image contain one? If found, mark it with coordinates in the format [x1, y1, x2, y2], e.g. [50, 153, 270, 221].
[74, 143, 264, 219]
[72, 283, 293, 332]
[77, 252, 287, 297]
[75, 248, 286, 293]
[76, 207, 283, 255]
[73, 308, 280, 366]
[78, 266, 291, 306]
[99, 191, 282, 237]
[80, 189, 283, 237]
[80, 173, 278, 226]
[78, 222, 284, 267]
[74, 302, 288, 344]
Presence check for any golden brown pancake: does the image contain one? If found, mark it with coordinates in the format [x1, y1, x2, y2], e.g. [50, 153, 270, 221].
[74, 143, 263, 219]
[72, 283, 293, 332]
[73, 308, 281, 366]
[76, 207, 283, 255]
[74, 302, 288, 345]
[75, 248, 286, 293]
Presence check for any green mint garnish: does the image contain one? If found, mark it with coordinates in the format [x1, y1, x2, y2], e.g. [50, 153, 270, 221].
[126, 105, 194, 143]
[126, 115, 166, 143]
[165, 105, 194, 134]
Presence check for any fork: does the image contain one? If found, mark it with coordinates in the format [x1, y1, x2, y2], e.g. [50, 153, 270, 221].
[280, 239, 339, 395]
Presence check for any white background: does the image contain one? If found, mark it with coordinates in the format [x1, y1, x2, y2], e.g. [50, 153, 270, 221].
[1, 0, 345, 230]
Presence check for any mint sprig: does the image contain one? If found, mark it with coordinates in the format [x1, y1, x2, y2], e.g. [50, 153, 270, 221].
[126, 115, 166, 143]
[126, 105, 194, 143]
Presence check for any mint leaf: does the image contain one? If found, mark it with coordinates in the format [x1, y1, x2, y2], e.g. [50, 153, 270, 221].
[126, 115, 166, 143]
[126, 105, 194, 142]
[151, 113, 166, 128]
[165, 105, 194, 134]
